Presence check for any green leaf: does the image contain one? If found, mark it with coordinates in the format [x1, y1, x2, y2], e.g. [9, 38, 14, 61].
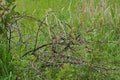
[5, 0, 15, 3]
[0, 27, 3, 34]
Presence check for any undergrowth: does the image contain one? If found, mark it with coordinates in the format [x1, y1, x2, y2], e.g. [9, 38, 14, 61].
[0, 0, 120, 80]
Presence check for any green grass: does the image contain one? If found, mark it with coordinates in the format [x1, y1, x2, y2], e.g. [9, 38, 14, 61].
[1, 0, 120, 79]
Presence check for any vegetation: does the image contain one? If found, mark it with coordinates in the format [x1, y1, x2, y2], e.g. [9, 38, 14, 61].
[0, 0, 120, 80]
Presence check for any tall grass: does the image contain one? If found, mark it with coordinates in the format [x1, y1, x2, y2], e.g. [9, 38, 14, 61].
[1, 0, 119, 79]
[0, 0, 17, 79]
[0, 30, 15, 79]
